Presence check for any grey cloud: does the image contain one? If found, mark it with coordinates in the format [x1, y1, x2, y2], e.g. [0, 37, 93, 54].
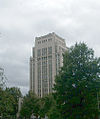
[0, 0, 100, 94]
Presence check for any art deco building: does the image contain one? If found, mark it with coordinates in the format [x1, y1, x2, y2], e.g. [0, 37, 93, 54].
[30, 32, 67, 97]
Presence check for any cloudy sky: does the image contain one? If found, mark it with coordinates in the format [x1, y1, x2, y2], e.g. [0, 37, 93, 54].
[0, 0, 100, 94]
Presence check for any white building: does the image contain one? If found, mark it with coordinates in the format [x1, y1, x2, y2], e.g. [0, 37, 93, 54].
[30, 32, 67, 97]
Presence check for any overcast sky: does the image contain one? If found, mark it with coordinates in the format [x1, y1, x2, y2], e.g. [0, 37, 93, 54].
[0, 0, 100, 95]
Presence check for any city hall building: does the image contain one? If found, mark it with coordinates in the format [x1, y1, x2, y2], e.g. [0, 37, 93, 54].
[30, 32, 67, 97]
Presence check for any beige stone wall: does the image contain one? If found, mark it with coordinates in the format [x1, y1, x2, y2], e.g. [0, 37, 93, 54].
[30, 32, 67, 97]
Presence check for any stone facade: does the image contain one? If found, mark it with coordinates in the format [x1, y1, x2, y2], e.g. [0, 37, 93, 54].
[30, 32, 67, 97]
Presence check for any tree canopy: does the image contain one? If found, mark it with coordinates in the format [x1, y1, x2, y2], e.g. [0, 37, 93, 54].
[0, 87, 22, 119]
[20, 91, 40, 119]
[54, 43, 100, 119]
[0, 68, 22, 118]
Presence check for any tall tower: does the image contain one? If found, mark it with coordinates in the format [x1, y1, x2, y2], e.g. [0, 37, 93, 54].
[30, 32, 67, 97]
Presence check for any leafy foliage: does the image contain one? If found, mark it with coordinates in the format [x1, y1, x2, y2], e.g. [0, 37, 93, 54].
[20, 93, 60, 119]
[47, 95, 61, 119]
[39, 94, 55, 118]
[54, 43, 100, 119]
[20, 91, 40, 118]
[5, 87, 22, 115]
[0, 87, 22, 118]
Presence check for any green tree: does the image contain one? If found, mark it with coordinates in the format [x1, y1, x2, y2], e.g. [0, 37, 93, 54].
[39, 94, 55, 118]
[54, 43, 100, 119]
[0, 70, 22, 118]
[47, 105, 61, 119]
[38, 94, 61, 119]
[46, 94, 61, 119]
[0, 88, 15, 118]
[0, 87, 22, 119]
[5, 87, 22, 117]
[20, 91, 40, 119]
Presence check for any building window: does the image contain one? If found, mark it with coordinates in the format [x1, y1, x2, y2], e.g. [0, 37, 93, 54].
[48, 56, 52, 93]
[37, 49, 41, 57]
[48, 47, 52, 54]
[48, 38, 52, 41]
[55, 45, 57, 53]
[56, 54, 60, 75]
[42, 48, 47, 56]
[38, 41, 41, 44]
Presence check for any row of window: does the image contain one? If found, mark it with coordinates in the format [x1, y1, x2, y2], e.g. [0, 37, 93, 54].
[37, 47, 52, 57]
[37, 46, 65, 57]
[37, 56, 52, 61]
[37, 57, 52, 96]
[56, 54, 60, 75]
[38, 38, 52, 44]
[37, 59, 52, 84]
[38, 85, 53, 96]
